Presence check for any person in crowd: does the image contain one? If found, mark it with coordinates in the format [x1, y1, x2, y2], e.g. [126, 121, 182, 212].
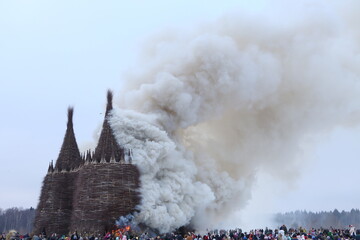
[71, 232, 79, 240]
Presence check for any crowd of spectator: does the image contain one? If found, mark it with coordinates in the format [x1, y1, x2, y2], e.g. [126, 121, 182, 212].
[2, 225, 360, 240]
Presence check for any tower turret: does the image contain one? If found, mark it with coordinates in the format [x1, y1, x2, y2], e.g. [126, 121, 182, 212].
[34, 107, 82, 236]
[54, 107, 82, 171]
[93, 90, 124, 162]
[47, 161, 54, 173]
[70, 90, 140, 234]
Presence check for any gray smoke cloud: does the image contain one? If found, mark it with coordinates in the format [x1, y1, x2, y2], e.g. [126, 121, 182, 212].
[109, 0, 360, 233]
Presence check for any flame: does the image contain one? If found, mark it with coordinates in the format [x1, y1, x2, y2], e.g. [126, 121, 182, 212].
[113, 225, 131, 237]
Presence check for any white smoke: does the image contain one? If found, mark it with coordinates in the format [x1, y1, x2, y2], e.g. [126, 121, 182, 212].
[109, 0, 360, 233]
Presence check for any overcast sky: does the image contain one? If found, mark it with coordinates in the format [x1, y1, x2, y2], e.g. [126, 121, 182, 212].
[1, 0, 360, 223]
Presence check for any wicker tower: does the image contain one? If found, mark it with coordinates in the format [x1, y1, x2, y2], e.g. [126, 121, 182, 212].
[34, 107, 82, 236]
[70, 90, 140, 234]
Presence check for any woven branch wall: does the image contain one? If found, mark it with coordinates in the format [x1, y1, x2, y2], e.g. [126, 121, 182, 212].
[34, 172, 77, 236]
[34, 163, 139, 235]
[71, 163, 140, 235]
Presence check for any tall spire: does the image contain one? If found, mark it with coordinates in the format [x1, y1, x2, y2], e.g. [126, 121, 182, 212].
[54, 107, 82, 171]
[94, 90, 124, 162]
[105, 90, 113, 115]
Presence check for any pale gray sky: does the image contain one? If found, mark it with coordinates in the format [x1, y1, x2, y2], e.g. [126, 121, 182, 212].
[0, 0, 359, 221]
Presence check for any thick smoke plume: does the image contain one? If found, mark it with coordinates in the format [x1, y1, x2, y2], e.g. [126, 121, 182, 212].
[109, 1, 360, 233]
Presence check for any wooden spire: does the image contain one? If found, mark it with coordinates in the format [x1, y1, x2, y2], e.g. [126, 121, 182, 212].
[54, 107, 82, 171]
[106, 90, 113, 115]
[93, 90, 124, 162]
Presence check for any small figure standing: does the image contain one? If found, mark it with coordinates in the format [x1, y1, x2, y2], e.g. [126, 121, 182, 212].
[71, 232, 79, 240]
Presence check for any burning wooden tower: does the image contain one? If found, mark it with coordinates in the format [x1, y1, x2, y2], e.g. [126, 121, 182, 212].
[34, 90, 140, 236]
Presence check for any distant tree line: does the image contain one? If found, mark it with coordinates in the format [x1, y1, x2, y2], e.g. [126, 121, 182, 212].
[0, 207, 36, 234]
[275, 209, 360, 229]
[1, 207, 360, 234]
